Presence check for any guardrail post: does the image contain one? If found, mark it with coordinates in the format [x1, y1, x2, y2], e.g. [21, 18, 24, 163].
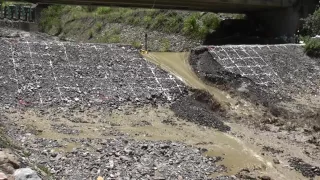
[30, 7, 35, 22]
[17, 5, 21, 20]
[0, 4, 3, 19]
[145, 33, 148, 51]
[4, 6, 7, 19]
[23, 6, 28, 21]
[9, 5, 14, 20]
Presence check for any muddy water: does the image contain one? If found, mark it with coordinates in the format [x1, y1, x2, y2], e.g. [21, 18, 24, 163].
[6, 105, 305, 179]
[143, 52, 235, 106]
[142, 52, 305, 179]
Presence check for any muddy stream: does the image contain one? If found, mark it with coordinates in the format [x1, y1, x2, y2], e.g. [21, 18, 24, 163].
[143, 52, 305, 179]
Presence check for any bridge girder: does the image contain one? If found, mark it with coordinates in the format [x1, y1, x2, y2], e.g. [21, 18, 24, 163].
[13, 0, 299, 13]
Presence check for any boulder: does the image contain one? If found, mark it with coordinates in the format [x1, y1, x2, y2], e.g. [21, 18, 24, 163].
[14, 168, 41, 180]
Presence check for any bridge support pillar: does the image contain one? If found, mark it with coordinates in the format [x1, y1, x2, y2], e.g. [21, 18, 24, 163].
[249, 7, 300, 37]
[249, 0, 318, 37]
[33, 4, 49, 24]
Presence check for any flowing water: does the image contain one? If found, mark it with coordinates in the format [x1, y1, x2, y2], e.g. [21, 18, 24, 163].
[142, 52, 305, 179]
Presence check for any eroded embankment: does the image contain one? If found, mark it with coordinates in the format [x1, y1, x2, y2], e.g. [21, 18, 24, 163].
[190, 45, 320, 125]
[189, 45, 320, 179]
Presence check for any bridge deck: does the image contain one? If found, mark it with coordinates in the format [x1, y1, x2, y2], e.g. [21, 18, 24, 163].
[14, 0, 296, 13]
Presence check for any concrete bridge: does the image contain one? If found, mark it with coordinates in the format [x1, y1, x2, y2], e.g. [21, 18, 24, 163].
[9, 0, 320, 36]
[13, 0, 299, 12]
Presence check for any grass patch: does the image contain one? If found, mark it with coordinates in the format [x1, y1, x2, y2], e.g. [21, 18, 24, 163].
[183, 13, 220, 39]
[95, 22, 103, 32]
[88, 29, 94, 39]
[131, 40, 142, 49]
[39, 5, 64, 35]
[304, 37, 320, 57]
[99, 27, 121, 43]
[95, 7, 112, 15]
[160, 38, 171, 52]
[38, 165, 52, 176]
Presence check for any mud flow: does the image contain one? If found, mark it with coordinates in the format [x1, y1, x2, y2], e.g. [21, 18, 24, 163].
[142, 52, 307, 179]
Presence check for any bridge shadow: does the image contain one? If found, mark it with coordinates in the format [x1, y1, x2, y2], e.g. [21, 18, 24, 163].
[203, 19, 298, 45]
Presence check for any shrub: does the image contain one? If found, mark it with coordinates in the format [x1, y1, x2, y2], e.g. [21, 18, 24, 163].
[150, 13, 167, 30]
[302, 8, 320, 36]
[99, 27, 122, 43]
[183, 12, 220, 39]
[95, 7, 112, 15]
[131, 40, 142, 49]
[39, 5, 64, 35]
[95, 22, 103, 32]
[84, 6, 97, 12]
[143, 16, 153, 28]
[160, 38, 171, 52]
[88, 30, 94, 39]
[304, 37, 320, 57]
[183, 13, 201, 37]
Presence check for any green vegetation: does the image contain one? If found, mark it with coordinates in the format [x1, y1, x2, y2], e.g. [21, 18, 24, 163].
[38, 164, 53, 177]
[131, 40, 142, 49]
[98, 27, 121, 43]
[160, 38, 171, 52]
[40, 5, 222, 41]
[39, 5, 64, 35]
[95, 22, 103, 32]
[299, 8, 320, 57]
[302, 8, 320, 36]
[183, 13, 220, 39]
[303, 37, 320, 57]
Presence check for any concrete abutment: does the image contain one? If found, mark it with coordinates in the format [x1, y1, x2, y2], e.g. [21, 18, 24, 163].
[248, 0, 318, 37]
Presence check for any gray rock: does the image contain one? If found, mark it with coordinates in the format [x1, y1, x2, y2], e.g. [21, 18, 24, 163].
[0, 172, 8, 180]
[14, 168, 41, 180]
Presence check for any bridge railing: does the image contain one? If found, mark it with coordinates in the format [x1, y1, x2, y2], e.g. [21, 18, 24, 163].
[0, 4, 35, 22]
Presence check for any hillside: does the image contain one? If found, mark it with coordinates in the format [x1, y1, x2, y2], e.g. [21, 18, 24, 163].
[39, 5, 243, 51]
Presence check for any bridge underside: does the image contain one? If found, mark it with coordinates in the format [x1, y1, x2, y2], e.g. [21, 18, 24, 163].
[18, 0, 295, 13]
[10, 0, 318, 36]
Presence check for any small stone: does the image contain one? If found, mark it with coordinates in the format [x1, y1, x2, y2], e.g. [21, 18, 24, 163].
[0, 163, 15, 174]
[97, 176, 104, 180]
[160, 144, 170, 149]
[120, 156, 131, 161]
[109, 160, 114, 169]
[260, 176, 271, 180]
[50, 152, 58, 158]
[14, 168, 41, 180]
[0, 151, 20, 169]
[273, 158, 280, 164]
[0, 172, 8, 180]
[154, 177, 165, 180]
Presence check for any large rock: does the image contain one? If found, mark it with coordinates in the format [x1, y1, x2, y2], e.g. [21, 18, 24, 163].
[0, 172, 8, 180]
[14, 168, 41, 180]
[0, 150, 20, 174]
